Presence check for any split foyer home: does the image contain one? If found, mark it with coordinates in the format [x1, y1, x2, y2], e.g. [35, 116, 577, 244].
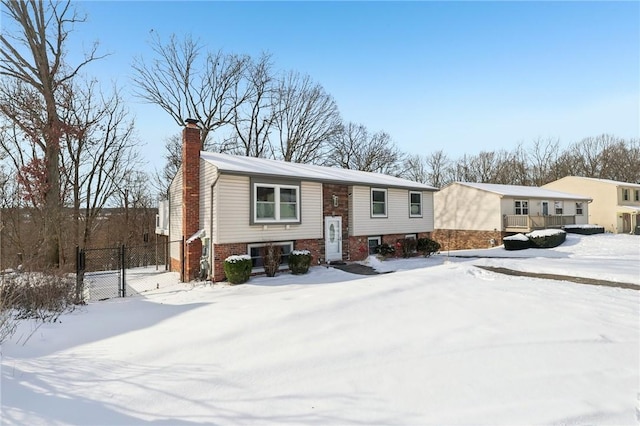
[543, 176, 640, 234]
[433, 181, 592, 250]
[157, 120, 437, 282]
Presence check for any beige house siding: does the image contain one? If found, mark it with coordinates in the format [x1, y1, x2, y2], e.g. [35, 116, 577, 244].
[349, 186, 434, 236]
[435, 183, 502, 231]
[212, 174, 323, 244]
[543, 177, 638, 232]
[168, 166, 183, 259]
[200, 160, 218, 242]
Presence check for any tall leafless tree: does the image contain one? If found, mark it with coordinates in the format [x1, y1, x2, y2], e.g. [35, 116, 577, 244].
[403, 150, 453, 188]
[132, 33, 251, 146]
[58, 79, 142, 252]
[272, 71, 342, 164]
[0, 0, 105, 266]
[223, 53, 276, 158]
[328, 122, 404, 175]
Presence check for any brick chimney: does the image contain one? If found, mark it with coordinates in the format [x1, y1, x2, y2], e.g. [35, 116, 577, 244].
[182, 118, 201, 282]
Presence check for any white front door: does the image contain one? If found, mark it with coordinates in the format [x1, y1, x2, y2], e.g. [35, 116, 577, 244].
[325, 216, 342, 262]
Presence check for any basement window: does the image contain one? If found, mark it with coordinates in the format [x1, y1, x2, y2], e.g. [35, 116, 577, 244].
[248, 242, 293, 270]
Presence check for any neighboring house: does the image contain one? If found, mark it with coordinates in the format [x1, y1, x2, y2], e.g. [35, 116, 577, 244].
[543, 176, 640, 234]
[159, 120, 437, 282]
[433, 182, 591, 251]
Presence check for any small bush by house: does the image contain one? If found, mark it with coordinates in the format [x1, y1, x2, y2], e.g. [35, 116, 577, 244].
[416, 237, 441, 257]
[262, 244, 281, 277]
[374, 243, 396, 258]
[527, 229, 566, 248]
[397, 238, 418, 258]
[223, 255, 252, 284]
[563, 225, 605, 235]
[288, 250, 312, 275]
[503, 233, 531, 250]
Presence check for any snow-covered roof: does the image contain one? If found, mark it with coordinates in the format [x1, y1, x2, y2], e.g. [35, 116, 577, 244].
[559, 176, 640, 188]
[456, 182, 591, 200]
[200, 152, 437, 191]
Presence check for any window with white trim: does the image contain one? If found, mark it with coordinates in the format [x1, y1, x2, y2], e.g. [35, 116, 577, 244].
[514, 200, 528, 215]
[635, 190, 639, 202]
[575, 202, 584, 215]
[371, 188, 387, 217]
[253, 183, 300, 223]
[554, 201, 563, 215]
[409, 191, 422, 217]
[368, 236, 381, 255]
[248, 242, 293, 270]
[623, 188, 629, 201]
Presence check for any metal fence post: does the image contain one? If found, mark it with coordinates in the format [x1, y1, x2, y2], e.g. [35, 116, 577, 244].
[120, 244, 126, 297]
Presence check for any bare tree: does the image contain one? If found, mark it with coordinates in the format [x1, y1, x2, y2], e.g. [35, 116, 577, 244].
[328, 122, 404, 175]
[224, 53, 276, 158]
[528, 137, 560, 186]
[272, 71, 342, 164]
[132, 33, 251, 146]
[58, 79, 142, 252]
[403, 150, 453, 188]
[0, 0, 104, 267]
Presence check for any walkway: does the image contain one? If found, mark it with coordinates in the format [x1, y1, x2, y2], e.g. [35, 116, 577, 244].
[476, 266, 640, 291]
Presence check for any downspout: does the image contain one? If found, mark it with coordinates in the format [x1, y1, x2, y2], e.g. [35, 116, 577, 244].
[210, 174, 220, 281]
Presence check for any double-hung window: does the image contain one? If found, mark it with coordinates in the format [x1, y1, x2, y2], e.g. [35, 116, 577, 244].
[514, 200, 528, 215]
[554, 201, 563, 215]
[253, 182, 300, 223]
[575, 202, 584, 215]
[409, 191, 422, 217]
[623, 189, 629, 201]
[635, 190, 639, 202]
[371, 188, 387, 217]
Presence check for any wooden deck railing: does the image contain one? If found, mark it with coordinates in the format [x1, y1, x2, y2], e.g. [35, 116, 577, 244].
[503, 215, 576, 231]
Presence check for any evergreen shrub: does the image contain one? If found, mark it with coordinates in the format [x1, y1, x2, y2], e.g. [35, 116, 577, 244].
[223, 255, 252, 284]
[288, 250, 312, 274]
[416, 237, 441, 257]
[527, 230, 567, 248]
[503, 234, 531, 251]
[374, 243, 395, 258]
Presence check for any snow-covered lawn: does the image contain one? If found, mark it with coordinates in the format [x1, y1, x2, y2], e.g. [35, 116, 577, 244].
[2, 233, 639, 425]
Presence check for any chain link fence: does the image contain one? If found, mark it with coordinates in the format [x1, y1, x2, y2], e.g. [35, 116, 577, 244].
[77, 239, 181, 302]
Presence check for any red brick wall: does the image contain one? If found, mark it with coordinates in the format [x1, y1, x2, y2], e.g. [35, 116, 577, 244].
[431, 229, 503, 251]
[210, 238, 323, 282]
[348, 232, 433, 261]
[181, 120, 202, 282]
[294, 238, 324, 266]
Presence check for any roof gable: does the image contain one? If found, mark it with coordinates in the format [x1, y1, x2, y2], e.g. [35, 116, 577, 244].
[455, 182, 591, 200]
[557, 176, 640, 189]
[200, 152, 437, 191]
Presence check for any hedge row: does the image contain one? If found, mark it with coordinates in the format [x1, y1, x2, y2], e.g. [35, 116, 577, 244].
[503, 230, 567, 251]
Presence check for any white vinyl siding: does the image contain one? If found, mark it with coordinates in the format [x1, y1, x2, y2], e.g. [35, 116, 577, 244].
[351, 186, 434, 236]
[213, 175, 322, 244]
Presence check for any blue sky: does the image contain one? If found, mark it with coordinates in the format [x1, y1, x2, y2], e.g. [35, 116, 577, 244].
[59, 1, 640, 170]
